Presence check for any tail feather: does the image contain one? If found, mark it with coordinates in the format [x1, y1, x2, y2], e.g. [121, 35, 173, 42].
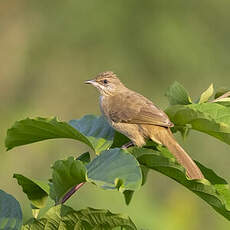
[144, 125, 204, 179]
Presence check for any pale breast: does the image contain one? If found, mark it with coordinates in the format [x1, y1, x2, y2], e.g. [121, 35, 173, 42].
[99, 96, 105, 116]
[99, 96, 145, 146]
[99, 96, 112, 124]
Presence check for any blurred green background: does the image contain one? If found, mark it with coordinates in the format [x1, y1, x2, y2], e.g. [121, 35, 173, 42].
[1, 1, 230, 229]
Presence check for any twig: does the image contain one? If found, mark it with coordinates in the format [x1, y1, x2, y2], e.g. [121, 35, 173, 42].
[211, 91, 230, 102]
[60, 182, 85, 204]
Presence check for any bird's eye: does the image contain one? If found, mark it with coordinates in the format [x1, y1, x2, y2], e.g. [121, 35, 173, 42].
[103, 79, 108, 84]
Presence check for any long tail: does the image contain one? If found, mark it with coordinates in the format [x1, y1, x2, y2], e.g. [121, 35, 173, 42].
[144, 125, 204, 179]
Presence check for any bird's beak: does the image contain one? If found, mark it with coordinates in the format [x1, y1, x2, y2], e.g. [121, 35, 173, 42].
[85, 79, 95, 85]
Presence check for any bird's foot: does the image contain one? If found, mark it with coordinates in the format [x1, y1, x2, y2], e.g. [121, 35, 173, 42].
[122, 141, 134, 149]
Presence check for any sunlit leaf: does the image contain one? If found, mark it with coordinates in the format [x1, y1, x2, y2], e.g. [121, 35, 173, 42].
[5, 115, 114, 154]
[165, 103, 230, 145]
[198, 84, 214, 103]
[22, 205, 137, 230]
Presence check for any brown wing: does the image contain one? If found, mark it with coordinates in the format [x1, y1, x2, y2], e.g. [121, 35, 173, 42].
[108, 91, 173, 127]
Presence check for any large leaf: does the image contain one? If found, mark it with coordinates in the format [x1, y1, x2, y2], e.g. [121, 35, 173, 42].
[5, 115, 114, 154]
[22, 205, 137, 230]
[50, 157, 86, 202]
[0, 189, 22, 230]
[165, 81, 192, 105]
[165, 103, 230, 145]
[131, 147, 230, 220]
[69, 115, 114, 154]
[13, 174, 49, 209]
[86, 148, 142, 192]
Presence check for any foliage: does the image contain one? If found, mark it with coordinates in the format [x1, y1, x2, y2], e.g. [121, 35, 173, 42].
[5, 115, 114, 154]
[0, 189, 22, 230]
[22, 206, 136, 230]
[13, 174, 49, 209]
[3, 82, 230, 229]
[50, 157, 87, 203]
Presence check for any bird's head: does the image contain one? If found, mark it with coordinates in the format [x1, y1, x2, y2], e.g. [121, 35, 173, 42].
[85, 71, 125, 96]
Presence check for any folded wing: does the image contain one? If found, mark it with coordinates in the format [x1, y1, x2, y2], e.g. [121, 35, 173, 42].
[109, 91, 173, 127]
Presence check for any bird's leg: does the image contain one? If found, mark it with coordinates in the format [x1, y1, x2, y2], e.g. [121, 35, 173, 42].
[122, 141, 134, 149]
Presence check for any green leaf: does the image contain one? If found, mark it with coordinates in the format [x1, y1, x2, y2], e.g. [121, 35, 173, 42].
[86, 148, 142, 192]
[198, 84, 214, 103]
[123, 165, 149, 205]
[76, 152, 91, 165]
[123, 190, 135, 205]
[126, 147, 151, 186]
[5, 115, 114, 154]
[171, 125, 191, 139]
[112, 131, 130, 148]
[134, 147, 230, 220]
[22, 205, 137, 230]
[0, 189, 22, 230]
[69, 115, 114, 154]
[138, 165, 149, 186]
[165, 81, 192, 105]
[50, 157, 86, 202]
[13, 174, 49, 209]
[165, 103, 230, 145]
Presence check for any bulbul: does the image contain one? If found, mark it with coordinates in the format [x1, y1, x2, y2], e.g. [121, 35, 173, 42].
[85, 71, 204, 179]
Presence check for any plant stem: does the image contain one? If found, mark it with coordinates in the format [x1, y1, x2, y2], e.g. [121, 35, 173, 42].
[212, 91, 230, 102]
[121, 141, 134, 149]
[60, 182, 85, 204]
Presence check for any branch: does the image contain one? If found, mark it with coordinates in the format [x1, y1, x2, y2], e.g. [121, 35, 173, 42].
[211, 91, 230, 102]
[59, 182, 85, 204]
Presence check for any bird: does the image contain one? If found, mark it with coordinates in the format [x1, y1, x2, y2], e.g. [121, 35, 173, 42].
[85, 71, 204, 179]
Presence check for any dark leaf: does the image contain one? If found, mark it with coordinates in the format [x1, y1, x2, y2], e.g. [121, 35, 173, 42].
[76, 152, 91, 164]
[13, 174, 49, 209]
